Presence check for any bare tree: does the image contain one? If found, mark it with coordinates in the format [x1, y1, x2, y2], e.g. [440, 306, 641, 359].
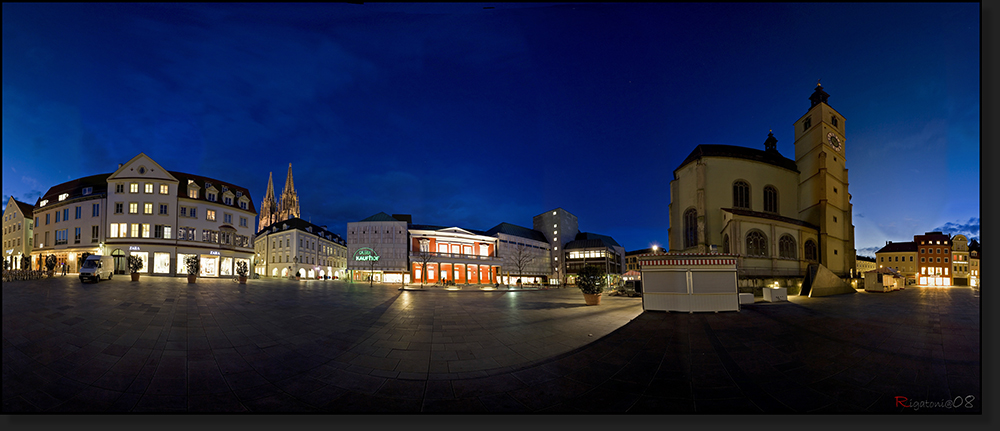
[364, 243, 379, 288]
[505, 242, 535, 288]
[414, 247, 435, 287]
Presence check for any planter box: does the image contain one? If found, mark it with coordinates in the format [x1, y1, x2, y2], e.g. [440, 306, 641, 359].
[763, 287, 787, 302]
[583, 293, 602, 305]
[739, 293, 755, 304]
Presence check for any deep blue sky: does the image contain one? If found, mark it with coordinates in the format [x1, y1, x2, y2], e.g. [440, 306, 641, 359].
[3, 3, 980, 255]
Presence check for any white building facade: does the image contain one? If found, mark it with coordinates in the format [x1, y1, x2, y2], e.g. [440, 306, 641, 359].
[3, 197, 36, 270]
[254, 218, 348, 279]
[31, 153, 258, 277]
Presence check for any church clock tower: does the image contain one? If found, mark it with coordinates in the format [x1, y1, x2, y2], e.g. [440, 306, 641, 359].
[793, 83, 856, 276]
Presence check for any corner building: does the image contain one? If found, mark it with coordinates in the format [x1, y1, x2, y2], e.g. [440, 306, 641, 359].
[3, 197, 36, 270]
[31, 153, 257, 277]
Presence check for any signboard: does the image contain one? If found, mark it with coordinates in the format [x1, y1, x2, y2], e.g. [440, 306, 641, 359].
[354, 247, 380, 262]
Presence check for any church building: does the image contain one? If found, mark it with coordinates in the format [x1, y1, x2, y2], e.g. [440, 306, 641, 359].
[668, 84, 857, 292]
[258, 164, 300, 229]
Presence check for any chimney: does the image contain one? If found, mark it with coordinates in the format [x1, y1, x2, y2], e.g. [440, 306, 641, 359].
[118, 163, 123, 169]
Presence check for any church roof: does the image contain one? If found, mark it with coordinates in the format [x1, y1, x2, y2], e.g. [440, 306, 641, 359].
[484, 222, 549, 243]
[722, 208, 819, 230]
[675, 144, 799, 177]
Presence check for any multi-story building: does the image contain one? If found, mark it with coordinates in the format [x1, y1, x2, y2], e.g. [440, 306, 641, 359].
[855, 255, 876, 278]
[484, 222, 550, 285]
[3, 197, 35, 270]
[951, 234, 971, 286]
[668, 84, 856, 288]
[254, 217, 347, 279]
[31, 153, 258, 278]
[915, 231, 952, 286]
[408, 223, 500, 285]
[624, 247, 661, 280]
[969, 239, 980, 287]
[30, 173, 109, 272]
[564, 232, 625, 285]
[533, 208, 579, 285]
[345, 208, 621, 286]
[346, 213, 411, 283]
[874, 241, 917, 284]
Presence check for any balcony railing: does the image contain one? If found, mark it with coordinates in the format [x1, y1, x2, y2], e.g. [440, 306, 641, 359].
[409, 251, 500, 262]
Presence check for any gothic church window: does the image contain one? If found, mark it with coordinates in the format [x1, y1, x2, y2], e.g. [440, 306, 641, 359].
[745, 231, 767, 257]
[733, 180, 750, 210]
[683, 208, 697, 249]
[804, 240, 817, 261]
[764, 186, 778, 214]
[723, 234, 730, 254]
[779, 235, 796, 259]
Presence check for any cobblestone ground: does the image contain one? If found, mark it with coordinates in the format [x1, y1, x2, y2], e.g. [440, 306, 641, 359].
[1, 275, 981, 413]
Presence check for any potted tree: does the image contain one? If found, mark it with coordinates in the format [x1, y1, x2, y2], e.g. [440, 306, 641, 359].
[576, 264, 607, 305]
[45, 254, 57, 277]
[186, 255, 200, 283]
[236, 260, 249, 285]
[127, 255, 143, 281]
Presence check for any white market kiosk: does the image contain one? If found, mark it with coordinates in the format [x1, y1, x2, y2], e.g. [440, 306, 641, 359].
[638, 253, 740, 312]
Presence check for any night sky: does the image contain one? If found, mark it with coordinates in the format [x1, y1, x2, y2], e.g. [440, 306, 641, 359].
[3, 3, 980, 256]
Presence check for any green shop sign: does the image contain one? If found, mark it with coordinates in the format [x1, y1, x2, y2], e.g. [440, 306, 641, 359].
[354, 247, 380, 262]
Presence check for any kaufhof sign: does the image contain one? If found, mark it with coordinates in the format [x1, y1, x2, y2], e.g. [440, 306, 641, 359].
[354, 248, 380, 262]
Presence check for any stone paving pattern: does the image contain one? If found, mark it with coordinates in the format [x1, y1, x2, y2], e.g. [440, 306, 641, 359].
[2, 275, 981, 413]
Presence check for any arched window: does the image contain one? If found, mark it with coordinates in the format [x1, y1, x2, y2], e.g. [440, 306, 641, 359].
[779, 235, 796, 259]
[746, 231, 767, 257]
[733, 180, 750, 209]
[722, 234, 730, 254]
[683, 208, 697, 248]
[764, 186, 778, 214]
[804, 240, 817, 261]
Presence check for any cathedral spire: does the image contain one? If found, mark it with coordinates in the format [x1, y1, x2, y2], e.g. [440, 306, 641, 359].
[283, 163, 295, 196]
[258, 172, 278, 230]
[277, 163, 300, 221]
[265, 172, 276, 202]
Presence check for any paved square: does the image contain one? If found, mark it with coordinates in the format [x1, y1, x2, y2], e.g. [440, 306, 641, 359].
[2, 275, 981, 413]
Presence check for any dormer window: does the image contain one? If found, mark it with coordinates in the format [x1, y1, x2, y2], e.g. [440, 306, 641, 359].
[236, 191, 242, 198]
[224, 197, 232, 205]
[221, 186, 228, 193]
[58, 193, 69, 201]
[188, 189, 198, 199]
[208, 193, 216, 202]
[40, 200, 49, 207]
[82, 187, 93, 196]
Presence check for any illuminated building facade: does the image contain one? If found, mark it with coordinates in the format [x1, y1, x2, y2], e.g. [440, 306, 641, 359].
[258, 164, 300, 229]
[31, 153, 257, 278]
[485, 222, 552, 285]
[532, 208, 580, 285]
[3, 197, 36, 270]
[969, 239, 980, 287]
[874, 241, 917, 284]
[915, 231, 952, 286]
[564, 233, 625, 285]
[346, 213, 410, 283]
[950, 234, 970, 286]
[254, 217, 347, 279]
[29, 174, 109, 273]
[855, 255, 876, 278]
[408, 224, 500, 285]
[668, 84, 856, 285]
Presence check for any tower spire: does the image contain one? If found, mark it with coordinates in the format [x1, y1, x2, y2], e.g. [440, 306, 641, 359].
[258, 172, 278, 230]
[283, 163, 295, 195]
[809, 82, 830, 109]
[277, 163, 300, 221]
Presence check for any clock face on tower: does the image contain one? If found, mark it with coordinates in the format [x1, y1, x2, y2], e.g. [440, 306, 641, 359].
[827, 132, 842, 152]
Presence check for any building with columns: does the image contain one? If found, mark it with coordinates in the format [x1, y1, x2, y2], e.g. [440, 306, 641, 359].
[668, 84, 857, 288]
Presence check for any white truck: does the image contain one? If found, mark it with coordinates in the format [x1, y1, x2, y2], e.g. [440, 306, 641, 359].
[79, 255, 114, 283]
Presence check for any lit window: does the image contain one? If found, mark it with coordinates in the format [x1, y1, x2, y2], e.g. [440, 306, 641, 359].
[206, 210, 216, 221]
[188, 189, 198, 199]
[144, 203, 153, 215]
[142, 223, 150, 238]
[130, 183, 138, 193]
[129, 203, 138, 214]
[58, 193, 69, 201]
[160, 184, 169, 194]
[145, 183, 153, 194]
[131, 224, 140, 238]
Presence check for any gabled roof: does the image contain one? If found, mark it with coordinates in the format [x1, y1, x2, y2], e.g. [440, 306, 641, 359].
[361, 212, 405, 222]
[409, 224, 489, 237]
[171, 171, 257, 214]
[7, 197, 36, 217]
[484, 222, 549, 243]
[875, 241, 917, 253]
[675, 144, 798, 178]
[36, 173, 112, 207]
[257, 217, 346, 245]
